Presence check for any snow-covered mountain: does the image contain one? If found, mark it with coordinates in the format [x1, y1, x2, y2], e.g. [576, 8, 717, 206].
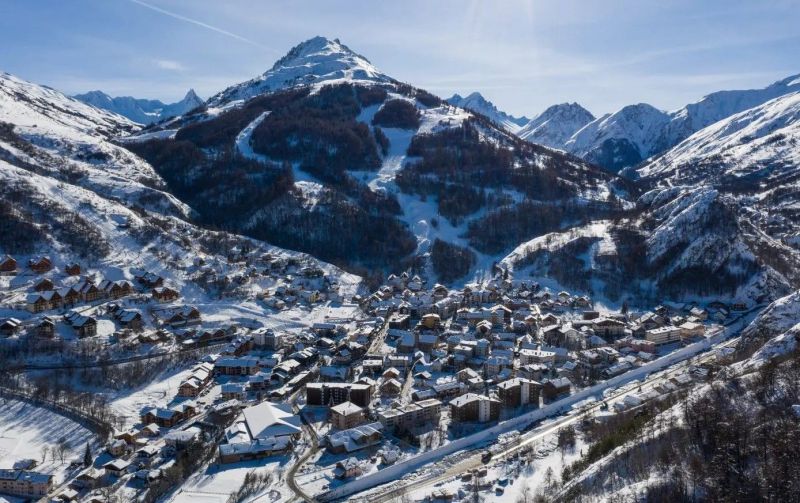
[0, 70, 359, 314]
[206, 36, 391, 109]
[565, 103, 671, 172]
[74, 89, 203, 125]
[637, 91, 800, 185]
[125, 36, 625, 282]
[446, 92, 529, 132]
[501, 88, 800, 303]
[517, 102, 595, 149]
[561, 74, 800, 172]
[0, 72, 188, 216]
[662, 73, 800, 148]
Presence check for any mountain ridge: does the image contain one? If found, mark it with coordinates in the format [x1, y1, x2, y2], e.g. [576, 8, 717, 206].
[446, 92, 530, 132]
[74, 88, 203, 125]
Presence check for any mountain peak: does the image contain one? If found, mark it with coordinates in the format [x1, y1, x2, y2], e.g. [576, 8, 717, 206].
[271, 36, 370, 70]
[183, 88, 201, 102]
[207, 36, 388, 108]
[446, 91, 529, 131]
[517, 102, 595, 149]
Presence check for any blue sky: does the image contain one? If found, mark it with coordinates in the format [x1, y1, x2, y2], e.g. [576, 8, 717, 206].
[2, 0, 798, 116]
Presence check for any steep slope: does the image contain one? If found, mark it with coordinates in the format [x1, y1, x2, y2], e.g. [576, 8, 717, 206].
[125, 37, 629, 280]
[0, 72, 188, 217]
[206, 36, 390, 109]
[74, 89, 203, 125]
[637, 91, 800, 186]
[502, 184, 798, 304]
[662, 73, 800, 148]
[446, 92, 529, 132]
[737, 289, 800, 358]
[633, 92, 800, 301]
[517, 102, 595, 149]
[563, 73, 800, 172]
[0, 71, 360, 317]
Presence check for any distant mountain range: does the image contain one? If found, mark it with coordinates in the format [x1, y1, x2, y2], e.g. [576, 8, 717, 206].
[453, 74, 800, 173]
[73, 88, 203, 125]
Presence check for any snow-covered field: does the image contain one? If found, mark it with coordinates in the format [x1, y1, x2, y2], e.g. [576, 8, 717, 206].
[0, 399, 94, 482]
[170, 456, 289, 503]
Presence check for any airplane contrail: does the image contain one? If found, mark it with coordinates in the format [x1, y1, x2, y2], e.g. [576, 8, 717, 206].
[128, 0, 274, 51]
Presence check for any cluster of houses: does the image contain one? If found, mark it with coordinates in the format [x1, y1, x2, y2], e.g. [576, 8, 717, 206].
[175, 272, 726, 480]
[0, 254, 224, 350]
[295, 273, 722, 447]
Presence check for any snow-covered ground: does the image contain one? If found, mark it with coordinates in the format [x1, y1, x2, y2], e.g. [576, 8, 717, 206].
[0, 399, 94, 483]
[170, 456, 289, 503]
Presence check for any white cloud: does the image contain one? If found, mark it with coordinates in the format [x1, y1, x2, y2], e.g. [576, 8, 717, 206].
[154, 59, 185, 71]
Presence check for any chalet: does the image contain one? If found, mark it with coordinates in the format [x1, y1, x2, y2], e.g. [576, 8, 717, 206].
[221, 383, 248, 400]
[518, 363, 549, 381]
[116, 309, 143, 331]
[379, 378, 403, 396]
[65, 263, 81, 276]
[103, 459, 131, 478]
[689, 307, 708, 321]
[140, 403, 196, 428]
[100, 280, 134, 300]
[136, 272, 164, 288]
[107, 439, 128, 457]
[33, 278, 54, 292]
[58, 286, 81, 307]
[28, 256, 52, 274]
[215, 356, 260, 376]
[152, 286, 180, 303]
[66, 313, 97, 338]
[164, 427, 201, 449]
[0, 318, 21, 337]
[327, 422, 383, 454]
[73, 468, 104, 490]
[178, 362, 214, 397]
[330, 401, 365, 430]
[159, 305, 201, 327]
[334, 457, 362, 479]
[42, 290, 63, 310]
[77, 280, 102, 302]
[136, 445, 161, 466]
[136, 423, 161, 439]
[592, 318, 627, 338]
[679, 321, 705, 339]
[0, 255, 17, 274]
[37, 316, 56, 338]
[388, 313, 410, 330]
[382, 367, 401, 380]
[25, 293, 49, 313]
